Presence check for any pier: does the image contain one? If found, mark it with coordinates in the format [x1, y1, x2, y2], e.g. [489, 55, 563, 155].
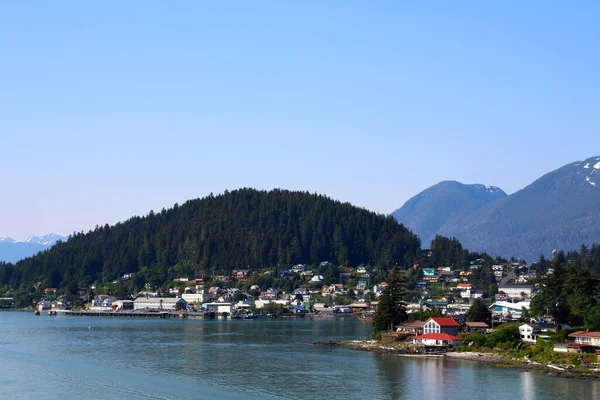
[53, 310, 216, 319]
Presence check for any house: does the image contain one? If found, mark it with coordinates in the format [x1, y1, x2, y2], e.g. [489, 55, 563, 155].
[37, 300, 53, 311]
[462, 321, 490, 333]
[373, 282, 388, 298]
[292, 264, 306, 273]
[310, 275, 324, 283]
[259, 291, 279, 301]
[44, 288, 57, 294]
[519, 323, 558, 343]
[456, 283, 472, 299]
[208, 287, 222, 295]
[357, 266, 367, 274]
[133, 297, 187, 311]
[396, 320, 425, 335]
[470, 290, 485, 299]
[566, 331, 600, 353]
[423, 317, 460, 336]
[412, 333, 463, 347]
[174, 277, 189, 282]
[54, 295, 72, 310]
[232, 269, 250, 282]
[91, 295, 116, 311]
[498, 285, 533, 300]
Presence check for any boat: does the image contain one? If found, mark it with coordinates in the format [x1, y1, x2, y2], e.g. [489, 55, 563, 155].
[34, 310, 40, 315]
[244, 313, 257, 320]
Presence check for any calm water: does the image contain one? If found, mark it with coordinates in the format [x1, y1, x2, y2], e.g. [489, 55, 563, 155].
[0, 312, 599, 399]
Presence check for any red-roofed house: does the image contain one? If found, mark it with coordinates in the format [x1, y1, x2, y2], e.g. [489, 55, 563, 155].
[412, 333, 463, 347]
[567, 331, 600, 353]
[423, 317, 460, 336]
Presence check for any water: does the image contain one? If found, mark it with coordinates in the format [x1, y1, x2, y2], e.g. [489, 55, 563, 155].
[1, 312, 599, 399]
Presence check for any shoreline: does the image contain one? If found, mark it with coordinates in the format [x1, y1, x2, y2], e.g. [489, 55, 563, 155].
[315, 340, 600, 381]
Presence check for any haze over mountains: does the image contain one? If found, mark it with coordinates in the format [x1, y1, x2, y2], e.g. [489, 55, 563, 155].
[392, 156, 600, 261]
[0, 234, 66, 263]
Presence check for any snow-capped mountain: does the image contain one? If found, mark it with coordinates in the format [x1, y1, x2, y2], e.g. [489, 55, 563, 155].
[24, 234, 66, 246]
[392, 156, 600, 261]
[574, 157, 600, 188]
[0, 233, 67, 263]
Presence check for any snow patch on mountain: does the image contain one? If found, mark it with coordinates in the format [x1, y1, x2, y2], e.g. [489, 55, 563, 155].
[594, 162, 600, 170]
[584, 163, 590, 169]
[586, 177, 597, 187]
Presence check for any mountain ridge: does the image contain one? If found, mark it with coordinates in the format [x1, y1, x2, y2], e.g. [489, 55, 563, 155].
[0, 233, 66, 263]
[393, 156, 600, 260]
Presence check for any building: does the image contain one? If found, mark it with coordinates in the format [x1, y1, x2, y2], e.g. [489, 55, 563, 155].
[113, 300, 134, 310]
[396, 320, 425, 335]
[519, 323, 559, 343]
[456, 283, 472, 299]
[422, 317, 460, 336]
[490, 301, 530, 319]
[566, 331, 600, 353]
[205, 302, 234, 316]
[182, 291, 215, 304]
[91, 295, 116, 311]
[462, 322, 490, 333]
[133, 297, 187, 311]
[412, 333, 463, 347]
[498, 285, 533, 300]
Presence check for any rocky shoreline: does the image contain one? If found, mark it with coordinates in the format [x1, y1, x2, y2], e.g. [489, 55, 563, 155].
[314, 340, 600, 380]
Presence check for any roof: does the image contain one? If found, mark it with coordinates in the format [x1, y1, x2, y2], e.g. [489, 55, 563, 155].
[498, 285, 532, 289]
[569, 331, 600, 338]
[413, 333, 463, 341]
[400, 320, 425, 328]
[134, 297, 185, 303]
[464, 322, 489, 328]
[428, 317, 460, 327]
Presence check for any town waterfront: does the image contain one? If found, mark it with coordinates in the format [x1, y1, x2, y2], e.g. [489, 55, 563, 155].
[1, 312, 599, 399]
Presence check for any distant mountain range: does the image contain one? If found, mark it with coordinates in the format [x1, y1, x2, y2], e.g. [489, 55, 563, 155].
[392, 156, 600, 261]
[0, 234, 67, 263]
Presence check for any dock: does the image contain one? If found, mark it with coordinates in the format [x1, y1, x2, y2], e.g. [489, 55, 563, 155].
[53, 310, 216, 319]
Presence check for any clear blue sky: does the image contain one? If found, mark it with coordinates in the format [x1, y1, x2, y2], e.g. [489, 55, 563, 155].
[1, 2, 599, 239]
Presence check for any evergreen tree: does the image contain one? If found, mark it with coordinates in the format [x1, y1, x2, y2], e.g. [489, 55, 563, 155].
[372, 269, 408, 333]
[465, 298, 492, 323]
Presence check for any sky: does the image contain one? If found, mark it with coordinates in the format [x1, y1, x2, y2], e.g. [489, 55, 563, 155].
[1, 2, 599, 240]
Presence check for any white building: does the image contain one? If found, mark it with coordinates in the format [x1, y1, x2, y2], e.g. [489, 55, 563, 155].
[490, 301, 530, 318]
[133, 297, 187, 311]
[91, 295, 116, 311]
[498, 285, 533, 300]
[182, 290, 215, 304]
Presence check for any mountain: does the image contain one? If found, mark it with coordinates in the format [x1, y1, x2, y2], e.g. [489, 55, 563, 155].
[0, 234, 66, 263]
[0, 189, 421, 289]
[391, 181, 507, 247]
[393, 156, 600, 261]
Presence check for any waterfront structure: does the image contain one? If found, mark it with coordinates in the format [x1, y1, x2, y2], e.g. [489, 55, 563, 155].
[91, 295, 116, 311]
[412, 333, 463, 346]
[133, 297, 187, 311]
[182, 290, 215, 304]
[113, 300, 134, 310]
[519, 323, 559, 343]
[566, 331, 600, 354]
[396, 320, 425, 335]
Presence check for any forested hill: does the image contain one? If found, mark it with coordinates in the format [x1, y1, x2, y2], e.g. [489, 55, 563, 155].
[0, 189, 421, 289]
